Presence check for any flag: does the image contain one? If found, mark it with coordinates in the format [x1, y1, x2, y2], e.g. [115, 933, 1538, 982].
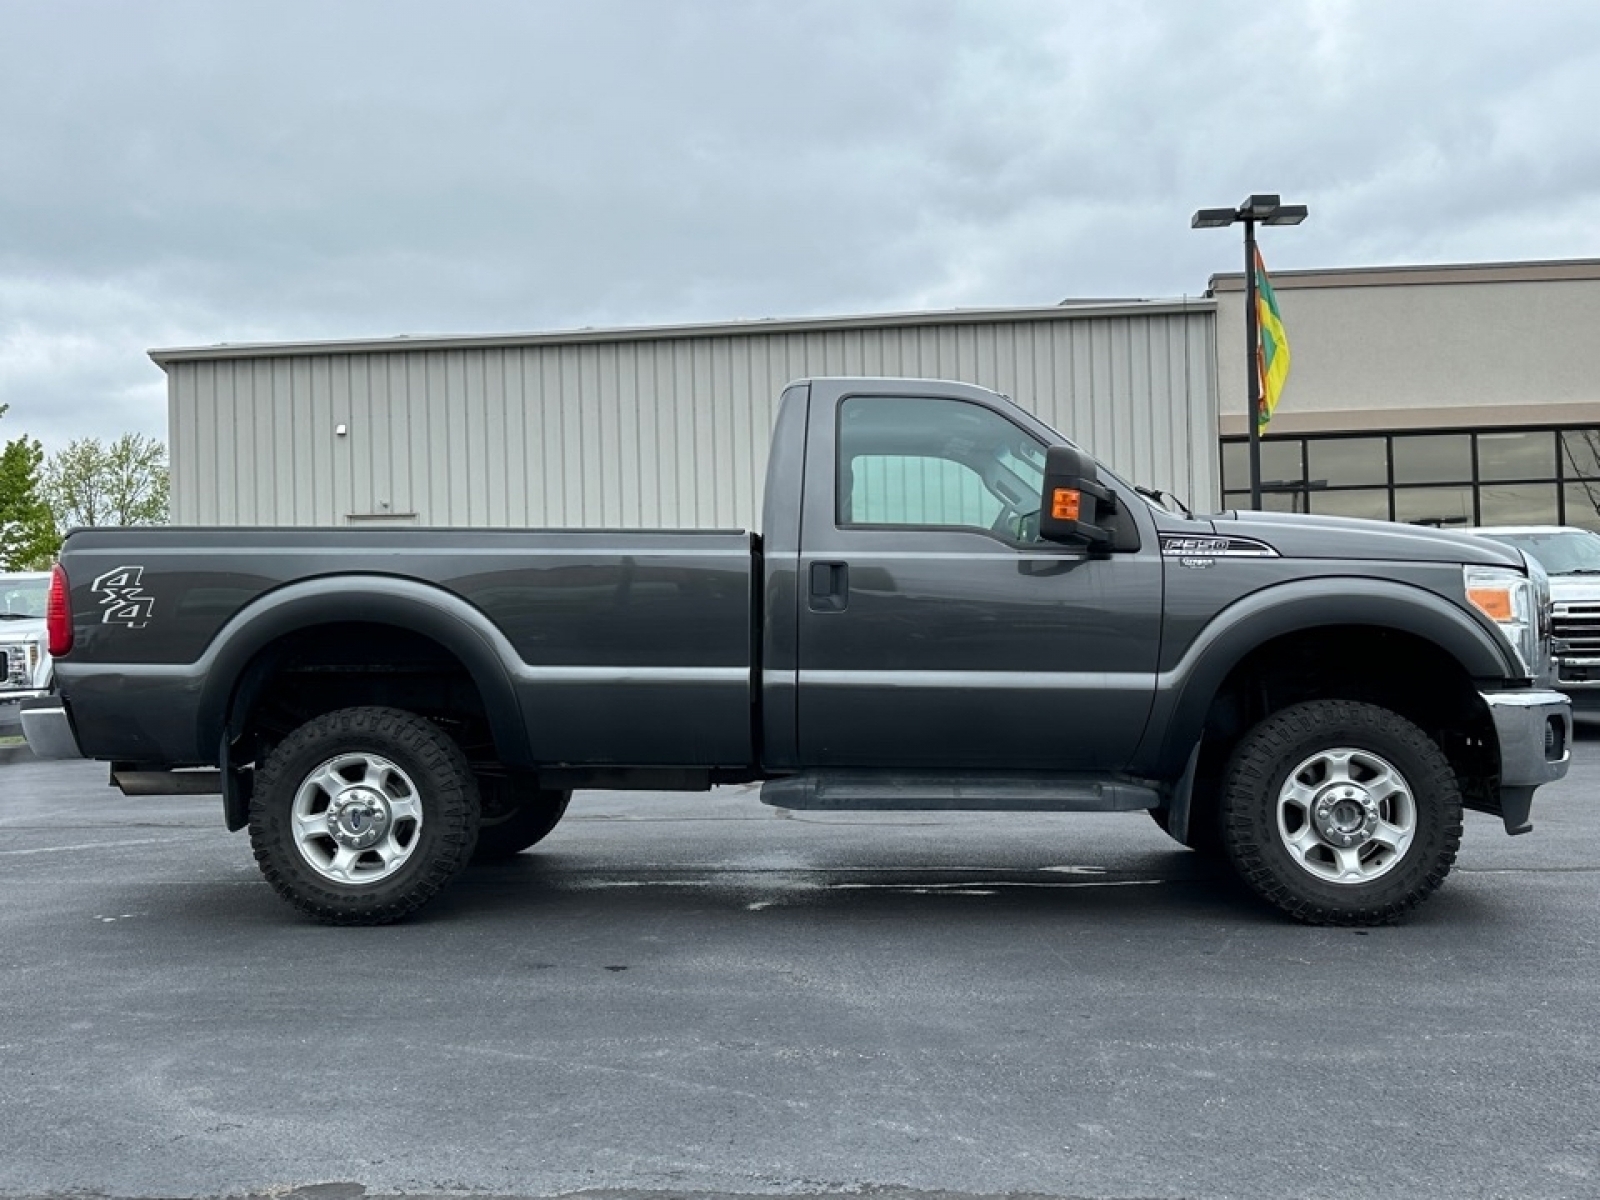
[1254, 246, 1291, 430]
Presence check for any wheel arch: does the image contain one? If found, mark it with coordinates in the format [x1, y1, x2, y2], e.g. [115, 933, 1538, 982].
[198, 575, 531, 767]
[1140, 577, 1513, 778]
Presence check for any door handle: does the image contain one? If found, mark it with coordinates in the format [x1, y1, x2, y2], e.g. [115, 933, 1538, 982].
[808, 561, 849, 612]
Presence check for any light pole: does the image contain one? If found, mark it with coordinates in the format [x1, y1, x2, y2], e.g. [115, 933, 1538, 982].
[1192, 194, 1308, 510]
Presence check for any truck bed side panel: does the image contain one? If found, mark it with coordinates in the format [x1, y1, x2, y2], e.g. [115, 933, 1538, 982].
[56, 527, 755, 768]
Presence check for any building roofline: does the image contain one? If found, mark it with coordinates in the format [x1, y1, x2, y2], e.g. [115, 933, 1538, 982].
[1209, 256, 1600, 294]
[148, 297, 1215, 366]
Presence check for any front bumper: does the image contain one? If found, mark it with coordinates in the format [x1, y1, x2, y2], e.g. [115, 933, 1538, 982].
[1550, 670, 1600, 711]
[1481, 688, 1571, 834]
[17, 696, 83, 760]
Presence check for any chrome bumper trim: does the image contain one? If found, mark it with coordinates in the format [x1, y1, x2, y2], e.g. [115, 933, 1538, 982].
[1482, 689, 1570, 789]
[0, 688, 53, 707]
[18, 702, 83, 760]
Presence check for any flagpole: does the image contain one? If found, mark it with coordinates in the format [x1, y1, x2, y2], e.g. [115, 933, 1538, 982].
[1244, 216, 1263, 511]
[1190, 194, 1307, 515]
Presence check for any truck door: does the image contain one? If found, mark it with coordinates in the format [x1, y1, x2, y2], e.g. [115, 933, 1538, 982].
[794, 381, 1162, 772]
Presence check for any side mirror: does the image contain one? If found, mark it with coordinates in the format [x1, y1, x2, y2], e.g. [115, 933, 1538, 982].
[1037, 444, 1116, 547]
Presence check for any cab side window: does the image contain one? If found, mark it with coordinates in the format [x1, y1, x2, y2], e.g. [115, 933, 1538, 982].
[836, 396, 1047, 542]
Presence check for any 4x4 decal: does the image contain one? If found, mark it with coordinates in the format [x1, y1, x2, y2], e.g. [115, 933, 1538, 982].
[92, 566, 154, 628]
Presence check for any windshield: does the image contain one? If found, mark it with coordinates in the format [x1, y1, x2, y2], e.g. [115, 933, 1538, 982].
[1480, 529, 1600, 575]
[0, 577, 47, 619]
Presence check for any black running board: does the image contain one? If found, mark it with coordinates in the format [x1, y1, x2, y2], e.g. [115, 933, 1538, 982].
[760, 771, 1159, 813]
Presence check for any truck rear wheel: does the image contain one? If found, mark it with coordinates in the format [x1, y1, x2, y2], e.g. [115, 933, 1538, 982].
[1220, 699, 1462, 925]
[473, 778, 571, 861]
[248, 706, 480, 925]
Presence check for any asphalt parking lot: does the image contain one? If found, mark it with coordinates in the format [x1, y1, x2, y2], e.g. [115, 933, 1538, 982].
[1, 733, 1597, 1200]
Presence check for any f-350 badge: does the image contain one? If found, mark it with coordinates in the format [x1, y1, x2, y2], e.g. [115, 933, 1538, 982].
[93, 566, 154, 628]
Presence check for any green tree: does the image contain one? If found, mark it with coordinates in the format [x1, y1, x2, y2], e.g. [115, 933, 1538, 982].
[0, 404, 60, 570]
[42, 433, 170, 530]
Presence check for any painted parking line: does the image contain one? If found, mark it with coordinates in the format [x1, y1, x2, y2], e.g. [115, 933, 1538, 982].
[0, 836, 190, 857]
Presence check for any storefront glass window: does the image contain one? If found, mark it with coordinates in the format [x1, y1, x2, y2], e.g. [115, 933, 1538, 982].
[1310, 489, 1391, 520]
[1478, 431, 1555, 482]
[1560, 430, 1600, 480]
[1258, 438, 1304, 489]
[1221, 441, 1249, 492]
[1307, 438, 1387, 487]
[1478, 483, 1558, 526]
[1222, 490, 1300, 513]
[1221, 426, 1600, 529]
[1393, 486, 1474, 527]
[1222, 438, 1304, 496]
[1563, 484, 1600, 531]
[1393, 434, 1472, 485]
[1260, 490, 1300, 513]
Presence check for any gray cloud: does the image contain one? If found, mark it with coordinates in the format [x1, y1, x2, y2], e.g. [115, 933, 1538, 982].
[3, 0, 1599, 452]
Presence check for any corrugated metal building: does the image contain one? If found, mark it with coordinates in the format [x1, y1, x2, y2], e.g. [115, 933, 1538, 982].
[154, 301, 1219, 529]
[155, 256, 1600, 532]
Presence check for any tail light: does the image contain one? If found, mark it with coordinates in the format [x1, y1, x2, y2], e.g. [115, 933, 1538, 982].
[47, 563, 72, 657]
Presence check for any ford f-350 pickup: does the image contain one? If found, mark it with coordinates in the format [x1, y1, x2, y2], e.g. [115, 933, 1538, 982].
[25, 377, 1572, 925]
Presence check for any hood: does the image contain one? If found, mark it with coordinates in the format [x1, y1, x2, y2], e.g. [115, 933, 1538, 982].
[1211, 510, 1524, 567]
[1548, 574, 1600, 602]
[0, 615, 46, 640]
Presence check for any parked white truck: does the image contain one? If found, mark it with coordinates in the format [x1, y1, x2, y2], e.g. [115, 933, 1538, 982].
[1474, 526, 1600, 713]
[0, 571, 54, 733]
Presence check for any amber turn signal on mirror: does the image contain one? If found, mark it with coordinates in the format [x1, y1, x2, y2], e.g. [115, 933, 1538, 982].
[1050, 488, 1082, 521]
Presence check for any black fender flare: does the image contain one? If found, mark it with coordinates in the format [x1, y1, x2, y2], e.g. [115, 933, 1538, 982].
[196, 574, 532, 766]
[1136, 576, 1514, 777]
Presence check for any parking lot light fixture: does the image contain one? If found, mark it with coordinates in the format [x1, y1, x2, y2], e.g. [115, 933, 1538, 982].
[1191, 193, 1309, 510]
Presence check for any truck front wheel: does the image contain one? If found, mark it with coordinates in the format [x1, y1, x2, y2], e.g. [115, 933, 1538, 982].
[248, 706, 480, 925]
[1221, 699, 1463, 925]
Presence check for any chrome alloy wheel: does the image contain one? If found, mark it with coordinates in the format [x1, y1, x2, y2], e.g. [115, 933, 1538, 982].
[291, 752, 424, 885]
[1275, 746, 1417, 884]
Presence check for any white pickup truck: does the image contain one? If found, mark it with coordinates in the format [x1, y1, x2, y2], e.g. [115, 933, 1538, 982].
[0, 571, 54, 733]
[1473, 526, 1600, 713]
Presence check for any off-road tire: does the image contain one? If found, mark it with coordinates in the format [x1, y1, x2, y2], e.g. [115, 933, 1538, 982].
[1221, 699, 1462, 926]
[249, 706, 479, 925]
[473, 784, 571, 861]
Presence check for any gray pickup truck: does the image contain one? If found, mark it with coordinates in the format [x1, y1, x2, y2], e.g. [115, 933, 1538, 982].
[26, 377, 1572, 926]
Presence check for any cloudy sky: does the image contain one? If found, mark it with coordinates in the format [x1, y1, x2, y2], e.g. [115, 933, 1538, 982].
[3, 0, 1598, 454]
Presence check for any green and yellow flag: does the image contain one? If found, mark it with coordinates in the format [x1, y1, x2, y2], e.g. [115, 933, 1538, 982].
[1254, 246, 1291, 430]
